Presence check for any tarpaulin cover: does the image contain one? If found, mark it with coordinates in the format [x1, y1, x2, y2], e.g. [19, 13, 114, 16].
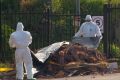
[34, 41, 69, 63]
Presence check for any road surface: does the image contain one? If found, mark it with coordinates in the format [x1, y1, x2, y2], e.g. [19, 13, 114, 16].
[38, 73, 120, 80]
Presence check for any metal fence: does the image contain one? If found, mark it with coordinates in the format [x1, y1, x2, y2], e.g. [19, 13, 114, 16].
[1, 12, 49, 62]
[0, 10, 83, 62]
[0, 4, 120, 62]
[103, 4, 120, 58]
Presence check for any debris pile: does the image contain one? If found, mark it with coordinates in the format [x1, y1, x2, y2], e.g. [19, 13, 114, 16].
[32, 43, 108, 78]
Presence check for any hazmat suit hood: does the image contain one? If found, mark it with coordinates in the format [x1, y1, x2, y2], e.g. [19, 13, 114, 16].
[85, 15, 92, 21]
[16, 22, 24, 31]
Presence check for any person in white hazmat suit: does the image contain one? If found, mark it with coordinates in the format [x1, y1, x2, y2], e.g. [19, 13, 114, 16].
[72, 15, 102, 49]
[9, 22, 36, 80]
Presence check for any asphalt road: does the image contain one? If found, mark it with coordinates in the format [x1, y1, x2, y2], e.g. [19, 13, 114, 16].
[38, 73, 120, 80]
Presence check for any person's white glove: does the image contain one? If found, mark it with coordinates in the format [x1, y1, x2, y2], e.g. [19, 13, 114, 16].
[94, 34, 97, 37]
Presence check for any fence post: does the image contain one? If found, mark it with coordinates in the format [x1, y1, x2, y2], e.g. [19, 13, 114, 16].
[0, 20, 1, 54]
[103, 4, 111, 58]
[0, 23, 2, 54]
[46, 8, 50, 45]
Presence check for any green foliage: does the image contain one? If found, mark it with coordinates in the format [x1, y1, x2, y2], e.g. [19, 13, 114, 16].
[1, 0, 119, 14]
[111, 44, 120, 64]
[0, 63, 11, 67]
[1, 0, 48, 13]
[110, 0, 120, 4]
[1, 0, 120, 62]
[98, 42, 120, 63]
[49, 15, 75, 43]
[111, 44, 120, 58]
[1, 0, 20, 12]
[51, 0, 106, 15]
[60, 0, 76, 14]
[80, 0, 105, 15]
[1, 24, 15, 62]
[98, 42, 120, 58]
[98, 41, 104, 53]
[21, 0, 48, 12]
[52, 0, 63, 13]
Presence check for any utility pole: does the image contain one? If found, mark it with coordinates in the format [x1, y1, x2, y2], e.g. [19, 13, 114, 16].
[76, 0, 80, 15]
[75, 0, 80, 32]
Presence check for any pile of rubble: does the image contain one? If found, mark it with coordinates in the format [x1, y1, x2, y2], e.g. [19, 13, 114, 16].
[32, 43, 108, 78]
[0, 42, 118, 80]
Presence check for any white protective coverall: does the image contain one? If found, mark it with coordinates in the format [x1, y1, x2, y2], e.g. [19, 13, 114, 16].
[73, 15, 102, 48]
[9, 22, 33, 79]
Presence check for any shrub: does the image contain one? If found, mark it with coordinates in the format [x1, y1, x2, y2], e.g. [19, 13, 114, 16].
[0, 24, 15, 62]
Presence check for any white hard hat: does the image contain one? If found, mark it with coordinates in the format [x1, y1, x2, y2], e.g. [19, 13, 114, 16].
[85, 15, 92, 21]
